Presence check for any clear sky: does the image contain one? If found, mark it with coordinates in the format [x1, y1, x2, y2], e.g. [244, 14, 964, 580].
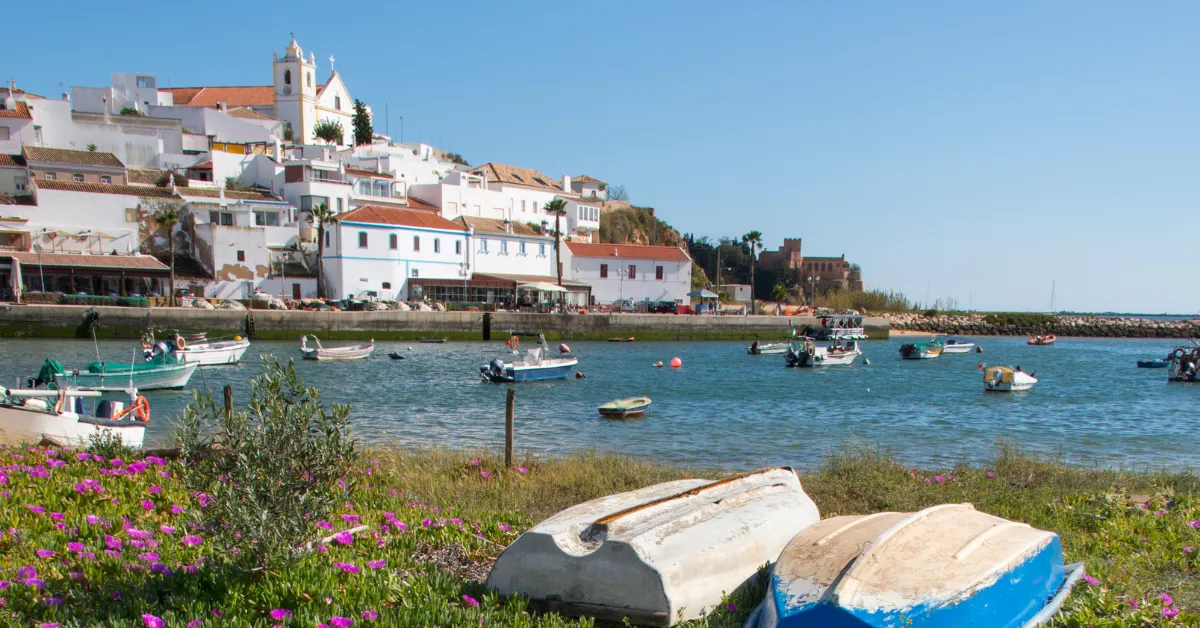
[8, 1, 1199, 313]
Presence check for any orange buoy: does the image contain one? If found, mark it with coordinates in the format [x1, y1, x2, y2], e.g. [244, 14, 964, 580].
[670, 357, 682, 368]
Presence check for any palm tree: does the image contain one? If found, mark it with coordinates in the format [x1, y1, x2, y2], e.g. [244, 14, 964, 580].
[545, 199, 569, 298]
[153, 207, 181, 306]
[306, 203, 336, 299]
[742, 230, 763, 314]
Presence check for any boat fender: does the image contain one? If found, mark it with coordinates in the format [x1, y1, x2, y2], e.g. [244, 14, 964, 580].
[576, 371, 585, 379]
[506, 336, 519, 351]
[653, 361, 663, 368]
[863, 358, 870, 365]
[559, 343, 571, 354]
[976, 346, 983, 353]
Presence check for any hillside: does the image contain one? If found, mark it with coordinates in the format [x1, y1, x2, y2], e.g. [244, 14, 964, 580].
[595, 202, 683, 247]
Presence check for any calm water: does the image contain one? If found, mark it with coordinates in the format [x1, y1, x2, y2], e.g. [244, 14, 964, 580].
[0, 337, 1195, 470]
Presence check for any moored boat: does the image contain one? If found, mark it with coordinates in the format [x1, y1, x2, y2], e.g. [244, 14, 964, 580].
[300, 335, 374, 360]
[1168, 345, 1200, 382]
[480, 333, 577, 383]
[1136, 359, 1169, 369]
[748, 341, 790, 355]
[899, 336, 944, 360]
[785, 338, 861, 367]
[1028, 334, 1056, 346]
[813, 315, 869, 341]
[608, 337, 636, 343]
[46, 345, 198, 391]
[0, 386, 147, 448]
[142, 330, 250, 366]
[749, 503, 1084, 628]
[597, 396, 652, 418]
[419, 337, 447, 344]
[486, 467, 820, 625]
[939, 335, 976, 354]
[983, 364, 1038, 392]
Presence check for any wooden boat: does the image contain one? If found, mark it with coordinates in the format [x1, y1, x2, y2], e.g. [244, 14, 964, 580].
[300, 335, 374, 360]
[1168, 345, 1200, 382]
[983, 365, 1038, 392]
[142, 330, 250, 366]
[748, 504, 1084, 628]
[1027, 334, 1056, 346]
[939, 335, 976, 354]
[480, 333, 577, 383]
[1136, 359, 1169, 369]
[597, 396, 651, 418]
[486, 467, 820, 625]
[46, 348, 199, 391]
[0, 387, 146, 448]
[785, 338, 861, 367]
[608, 337, 636, 343]
[748, 341, 790, 355]
[899, 336, 944, 360]
[419, 337, 447, 344]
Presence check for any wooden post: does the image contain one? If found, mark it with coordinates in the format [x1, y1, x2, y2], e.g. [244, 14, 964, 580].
[223, 384, 233, 418]
[504, 388, 515, 467]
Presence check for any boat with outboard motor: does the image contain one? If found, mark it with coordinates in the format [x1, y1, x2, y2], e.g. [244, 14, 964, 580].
[747, 503, 1084, 628]
[141, 329, 250, 366]
[938, 335, 976, 354]
[43, 343, 198, 391]
[300, 335, 374, 360]
[748, 340, 790, 355]
[0, 385, 147, 447]
[1028, 334, 1057, 346]
[1168, 343, 1200, 382]
[982, 364, 1038, 391]
[899, 336, 945, 360]
[480, 333, 578, 383]
[785, 337, 862, 367]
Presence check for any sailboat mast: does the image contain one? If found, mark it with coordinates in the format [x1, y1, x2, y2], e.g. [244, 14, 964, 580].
[1050, 280, 1056, 313]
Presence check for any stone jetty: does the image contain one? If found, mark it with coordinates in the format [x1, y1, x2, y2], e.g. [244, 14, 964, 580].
[885, 312, 1200, 339]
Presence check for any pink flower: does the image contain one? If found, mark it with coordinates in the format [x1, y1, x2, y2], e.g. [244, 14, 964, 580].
[334, 531, 354, 545]
[342, 514, 360, 523]
[923, 478, 931, 484]
[140, 500, 155, 511]
[171, 504, 186, 514]
[182, 535, 204, 547]
[67, 542, 85, 553]
[725, 602, 737, 612]
[517, 466, 529, 474]
[334, 561, 360, 574]
[142, 615, 164, 628]
[469, 460, 481, 466]
[330, 617, 353, 628]
[187, 622, 201, 628]
[1083, 574, 1099, 586]
[362, 610, 377, 621]
[1185, 547, 1195, 554]
[934, 476, 945, 483]
[1188, 520, 1200, 529]
[50, 512, 64, 521]
[1154, 511, 1166, 517]
[86, 514, 102, 526]
[463, 595, 479, 607]
[480, 471, 491, 478]
[367, 559, 386, 569]
[270, 609, 292, 620]
[159, 525, 175, 535]
[499, 524, 511, 532]
[26, 504, 45, 515]
[1164, 607, 1179, 619]
[1161, 593, 1174, 606]
[35, 549, 55, 559]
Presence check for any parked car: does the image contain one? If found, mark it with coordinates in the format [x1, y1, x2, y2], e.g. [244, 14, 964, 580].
[612, 299, 636, 313]
[655, 301, 679, 314]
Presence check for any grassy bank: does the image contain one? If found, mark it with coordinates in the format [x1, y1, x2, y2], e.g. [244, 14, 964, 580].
[0, 444, 1196, 626]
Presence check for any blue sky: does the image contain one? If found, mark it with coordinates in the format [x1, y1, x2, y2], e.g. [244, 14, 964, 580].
[10, 1, 1199, 312]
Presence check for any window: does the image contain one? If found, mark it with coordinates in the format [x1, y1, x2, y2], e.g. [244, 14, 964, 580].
[538, 242, 546, 256]
[480, 239, 489, 253]
[209, 211, 220, 224]
[336, 198, 343, 212]
[358, 231, 368, 248]
[656, 266, 664, 280]
[0, 127, 9, 140]
[100, 175, 111, 184]
[628, 265, 636, 279]
[499, 240, 509, 254]
[300, 195, 329, 211]
[389, 234, 397, 249]
[521, 200, 526, 212]
[44, 172, 56, 180]
[411, 268, 419, 278]
[236, 250, 246, 262]
[374, 181, 389, 197]
[307, 72, 312, 88]
[125, 208, 137, 222]
[519, 241, 526, 255]
[434, 238, 440, 253]
[325, 231, 331, 247]
[455, 240, 462, 255]
[15, 176, 27, 191]
[382, 282, 391, 290]
[207, 212, 234, 226]
[253, 210, 280, 226]
[531, 201, 538, 212]
[137, 76, 155, 88]
[335, 96, 341, 110]
[284, 69, 292, 85]
[600, 264, 608, 279]
[358, 181, 371, 194]
[413, 236, 420, 252]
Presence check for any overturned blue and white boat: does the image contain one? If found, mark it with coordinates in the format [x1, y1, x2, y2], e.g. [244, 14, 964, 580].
[480, 333, 578, 383]
[750, 503, 1084, 628]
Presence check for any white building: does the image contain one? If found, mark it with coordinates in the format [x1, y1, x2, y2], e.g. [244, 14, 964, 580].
[570, 174, 607, 200]
[338, 142, 458, 187]
[566, 242, 692, 306]
[457, 216, 554, 278]
[323, 205, 468, 300]
[408, 170, 508, 221]
[71, 73, 174, 116]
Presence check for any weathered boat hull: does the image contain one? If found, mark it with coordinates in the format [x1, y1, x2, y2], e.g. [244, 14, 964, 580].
[751, 504, 1082, 628]
[598, 397, 652, 418]
[0, 405, 145, 448]
[56, 362, 198, 391]
[487, 468, 820, 626]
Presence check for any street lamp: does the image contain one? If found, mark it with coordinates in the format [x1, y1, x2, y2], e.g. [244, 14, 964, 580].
[459, 261, 470, 303]
[807, 276, 816, 305]
[615, 267, 629, 307]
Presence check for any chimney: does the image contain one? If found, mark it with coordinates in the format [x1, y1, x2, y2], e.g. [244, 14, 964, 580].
[61, 92, 69, 102]
[561, 175, 571, 193]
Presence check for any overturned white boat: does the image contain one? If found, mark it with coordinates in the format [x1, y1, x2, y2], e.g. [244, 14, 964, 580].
[749, 504, 1083, 628]
[487, 467, 820, 626]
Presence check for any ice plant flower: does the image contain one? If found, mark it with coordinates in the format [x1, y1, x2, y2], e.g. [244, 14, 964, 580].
[470, 459, 481, 466]
[86, 515, 102, 526]
[480, 471, 491, 478]
[160, 525, 175, 535]
[35, 549, 55, 559]
[367, 559, 386, 569]
[270, 609, 292, 620]
[330, 617, 353, 628]
[726, 603, 737, 612]
[517, 466, 529, 474]
[463, 595, 479, 607]
[362, 610, 377, 621]
[148, 486, 163, 494]
[342, 514, 360, 523]
[1164, 607, 1179, 619]
[187, 622, 202, 628]
[1188, 520, 1200, 529]
[1185, 547, 1195, 554]
[1161, 593, 1174, 606]
[67, 542, 85, 553]
[141, 500, 155, 511]
[334, 531, 354, 545]
[182, 535, 204, 547]
[1083, 574, 1099, 586]
[142, 615, 164, 628]
[26, 504, 45, 515]
[171, 504, 185, 514]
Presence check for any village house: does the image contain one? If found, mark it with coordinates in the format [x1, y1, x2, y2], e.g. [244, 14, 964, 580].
[565, 242, 692, 306]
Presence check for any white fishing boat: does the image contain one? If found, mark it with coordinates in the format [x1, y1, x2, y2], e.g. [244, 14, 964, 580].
[0, 387, 147, 448]
[748, 504, 1084, 628]
[747, 341, 790, 355]
[480, 333, 578, 383]
[300, 335, 374, 360]
[45, 344, 198, 391]
[785, 337, 862, 367]
[487, 467, 820, 626]
[983, 364, 1038, 392]
[938, 335, 976, 354]
[813, 315, 869, 341]
[142, 330, 251, 366]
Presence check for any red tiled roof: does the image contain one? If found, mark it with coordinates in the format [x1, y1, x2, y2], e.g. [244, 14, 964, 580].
[406, 196, 439, 212]
[472, 163, 561, 191]
[572, 174, 605, 184]
[226, 107, 278, 121]
[0, 154, 27, 168]
[127, 168, 167, 185]
[345, 166, 393, 179]
[0, 87, 45, 100]
[0, 194, 36, 206]
[24, 146, 125, 169]
[0, 101, 32, 119]
[189, 161, 213, 169]
[35, 179, 182, 199]
[456, 216, 546, 237]
[3, 252, 169, 271]
[177, 187, 280, 201]
[566, 242, 691, 262]
[338, 205, 466, 231]
[162, 86, 274, 108]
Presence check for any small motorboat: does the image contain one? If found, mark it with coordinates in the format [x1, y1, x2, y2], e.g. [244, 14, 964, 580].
[939, 335, 976, 354]
[899, 336, 944, 360]
[747, 340, 790, 355]
[785, 337, 861, 367]
[597, 396, 652, 418]
[1028, 334, 1057, 346]
[480, 333, 577, 383]
[300, 335, 374, 360]
[983, 364, 1038, 391]
[748, 504, 1084, 628]
[608, 337, 636, 343]
[0, 386, 147, 448]
[419, 337, 447, 344]
[388, 352, 405, 360]
[1136, 359, 1169, 369]
[487, 468, 820, 625]
[141, 330, 250, 366]
[45, 343, 199, 391]
[1168, 345, 1200, 382]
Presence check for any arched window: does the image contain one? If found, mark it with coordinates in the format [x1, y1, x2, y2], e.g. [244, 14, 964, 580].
[307, 73, 312, 88]
[284, 69, 291, 85]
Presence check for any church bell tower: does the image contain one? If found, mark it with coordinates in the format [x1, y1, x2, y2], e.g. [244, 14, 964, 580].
[273, 35, 317, 144]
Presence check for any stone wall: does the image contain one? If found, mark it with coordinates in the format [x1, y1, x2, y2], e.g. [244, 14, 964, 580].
[887, 312, 1200, 339]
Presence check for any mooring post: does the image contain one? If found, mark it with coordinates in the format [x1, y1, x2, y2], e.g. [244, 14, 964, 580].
[223, 384, 233, 418]
[505, 388, 515, 467]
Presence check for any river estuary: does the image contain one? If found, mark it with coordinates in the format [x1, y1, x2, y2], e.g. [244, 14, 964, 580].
[0, 336, 1195, 469]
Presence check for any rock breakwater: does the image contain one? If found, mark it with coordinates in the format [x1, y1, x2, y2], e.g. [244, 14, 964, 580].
[885, 312, 1200, 338]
